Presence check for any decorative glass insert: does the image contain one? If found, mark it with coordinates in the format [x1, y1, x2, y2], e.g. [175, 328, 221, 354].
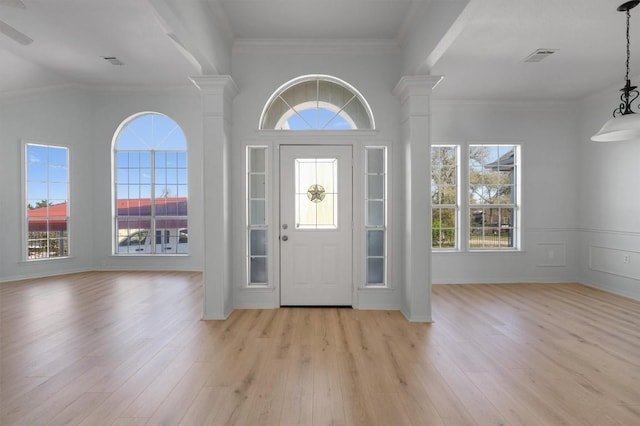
[25, 143, 70, 260]
[260, 75, 375, 130]
[468, 144, 519, 250]
[248, 147, 268, 285]
[431, 145, 459, 249]
[307, 184, 326, 203]
[114, 113, 188, 254]
[365, 147, 387, 286]
[295, 158, 338, 229]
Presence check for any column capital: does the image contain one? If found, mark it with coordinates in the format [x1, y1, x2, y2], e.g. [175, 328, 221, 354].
[393, 75, 443, 99]
[190, 75, 239, 99]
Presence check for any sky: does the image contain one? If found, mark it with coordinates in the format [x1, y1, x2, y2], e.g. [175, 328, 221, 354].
[26, 114, 188, 207]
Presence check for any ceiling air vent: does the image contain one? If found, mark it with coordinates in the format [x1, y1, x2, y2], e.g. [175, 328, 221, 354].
[524, 49, 558, 63]
[102, 56, 124, 66]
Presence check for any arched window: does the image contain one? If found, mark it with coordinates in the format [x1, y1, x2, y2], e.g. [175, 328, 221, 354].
[260, 75, 375, 130]
[113, 112, 188, 255]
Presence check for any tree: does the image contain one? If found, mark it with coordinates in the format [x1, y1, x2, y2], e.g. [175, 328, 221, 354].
[27, 200, 52, 209]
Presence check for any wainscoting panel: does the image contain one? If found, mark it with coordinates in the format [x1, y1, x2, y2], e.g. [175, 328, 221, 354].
[589, 245, 640, 280]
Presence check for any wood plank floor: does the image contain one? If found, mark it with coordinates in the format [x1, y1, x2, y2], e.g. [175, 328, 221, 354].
[1, 272, 639, 425]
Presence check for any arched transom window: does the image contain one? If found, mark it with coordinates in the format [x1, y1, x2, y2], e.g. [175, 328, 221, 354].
[260, 75, 375, 130]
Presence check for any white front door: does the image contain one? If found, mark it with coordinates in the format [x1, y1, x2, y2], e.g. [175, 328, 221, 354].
[280, 145, 353, 305]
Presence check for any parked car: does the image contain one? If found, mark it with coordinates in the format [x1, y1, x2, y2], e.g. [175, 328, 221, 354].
[118, 228, 188, 254]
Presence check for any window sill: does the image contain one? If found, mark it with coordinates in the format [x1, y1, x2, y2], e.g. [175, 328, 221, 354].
[109, 254, 190, 257]
[21, 256, 75, 264]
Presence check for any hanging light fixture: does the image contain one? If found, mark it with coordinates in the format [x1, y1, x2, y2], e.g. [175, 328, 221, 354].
[592, 0, 640, 142]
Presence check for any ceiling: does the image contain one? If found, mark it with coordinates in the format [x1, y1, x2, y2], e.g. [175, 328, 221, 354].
[0, 0, 638, 101]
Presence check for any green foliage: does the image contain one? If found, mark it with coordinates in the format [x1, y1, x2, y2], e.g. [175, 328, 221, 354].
[432, 218, 455, 248]
[27, 199, 52, 209]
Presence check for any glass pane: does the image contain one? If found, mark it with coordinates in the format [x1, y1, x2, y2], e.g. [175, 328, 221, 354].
[129, 152, 140, 168]
[250, 257, 268, 283]
[367, 149, 384, 173]
[48, 183, 67, 202]
[27, 182, 47, 202]
[440, 185, 456, 205]
[140, 151, 152, 167]
[48, 163, 68, 182]
[367, 175, 384, 199]
[165, 168, 178, 185]
[367, 200, 384, 226]
[315, 159, 337, 193]
[296, 194, 317, 227]
[250, 174, 266, 198]
[316, 194, 336, 228]
[250, 148, 266, 173]
[117, 151, 129, 167]
[250, 229, 267, 256]
[177, 169, 187, 185]
[296, 159, 317, 196]
[295, 158, 337, 229]
[166, 152, 177, 168]
[367, 230, 384, 257]
[250, 200, 266, 225]
[367, 258, 384, 284]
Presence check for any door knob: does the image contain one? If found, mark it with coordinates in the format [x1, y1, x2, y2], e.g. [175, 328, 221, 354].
[282, 235, 288, 241]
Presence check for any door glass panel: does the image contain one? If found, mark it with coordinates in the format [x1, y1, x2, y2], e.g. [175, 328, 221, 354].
[295, 158, 338, 229]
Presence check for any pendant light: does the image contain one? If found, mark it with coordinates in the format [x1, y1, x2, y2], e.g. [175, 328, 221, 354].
[592, 1, 640, 142]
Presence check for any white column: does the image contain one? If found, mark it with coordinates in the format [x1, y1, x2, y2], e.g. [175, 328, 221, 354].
[393, 75, 442, 322]
[191, 76, 238, 320]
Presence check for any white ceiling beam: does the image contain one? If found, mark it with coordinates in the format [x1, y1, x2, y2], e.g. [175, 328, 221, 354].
[401, 0, 471, 75]
[149, 0, 233, 76]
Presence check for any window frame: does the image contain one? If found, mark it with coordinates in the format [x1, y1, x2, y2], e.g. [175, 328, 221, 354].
[259, 74, 375, 131]
[431, 145, 460, 251]
[247, 146, 269, 286]
[112, 112, 188, 256]
[365, 146, 388, 286]
[431, 143, 522, 252]
[467, 144, 521, 251]
[23, 141, 71, 261]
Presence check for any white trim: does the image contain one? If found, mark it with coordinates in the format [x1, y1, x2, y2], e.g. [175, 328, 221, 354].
[259, 74, 376, 130]
[22, 140, 71, 262]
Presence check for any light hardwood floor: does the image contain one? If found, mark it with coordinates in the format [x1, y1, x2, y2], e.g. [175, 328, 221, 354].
[1, 272, 639, 425]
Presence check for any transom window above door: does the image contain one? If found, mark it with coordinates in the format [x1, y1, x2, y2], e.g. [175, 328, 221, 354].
[259, 75, 375, 130]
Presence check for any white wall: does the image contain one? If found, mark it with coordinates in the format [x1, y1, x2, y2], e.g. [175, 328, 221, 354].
[90, 88, 205, 273]
[0, 86, 205, 282]
[1, 89, 94, 281]
[430, 100, 581, 284]
[577, 85, 640, 300]
[229, 42, 404, 309]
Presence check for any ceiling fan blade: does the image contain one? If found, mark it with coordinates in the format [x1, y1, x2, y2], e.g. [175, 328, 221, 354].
[0, 0, 26, 8]
[0, 19, 33, 45]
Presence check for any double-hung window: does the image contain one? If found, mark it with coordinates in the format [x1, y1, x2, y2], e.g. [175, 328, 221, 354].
[25, 143, 70, 260]
[431, 144, 521, 251]
[469, 144, 520, 250]
[431, 145, 459, 249]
